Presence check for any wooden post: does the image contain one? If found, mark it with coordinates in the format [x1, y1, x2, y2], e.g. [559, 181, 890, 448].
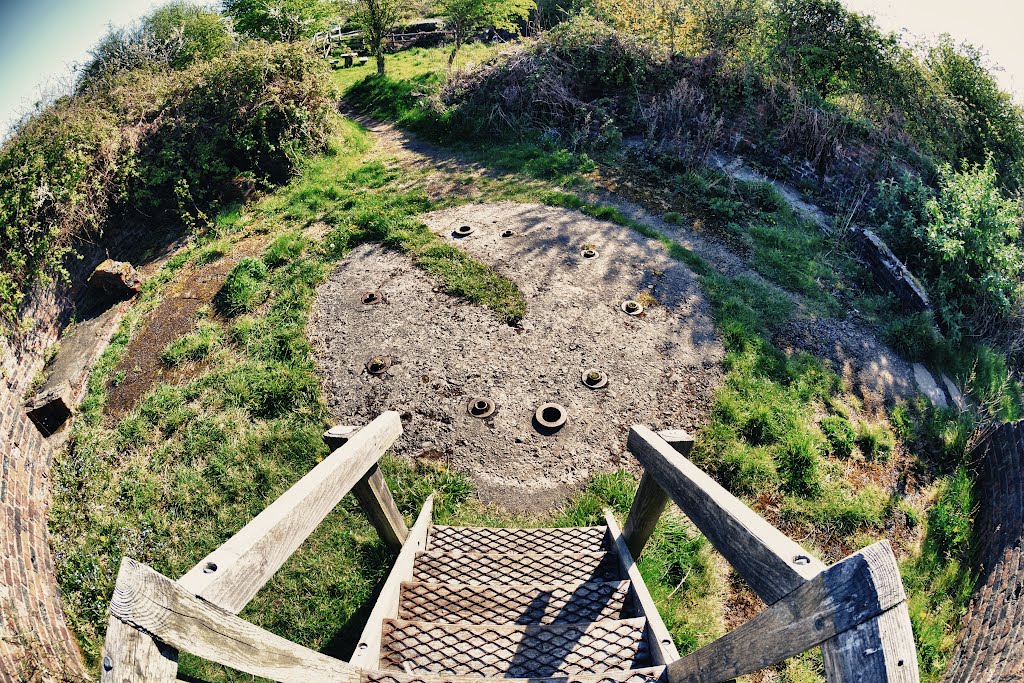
[110, 558, 361, 683]
[622, 429, 693, 559]
[350, 496, 434, 668]
[324, 424, 410, 554]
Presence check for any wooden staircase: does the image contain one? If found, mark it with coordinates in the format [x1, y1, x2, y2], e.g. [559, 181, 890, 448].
[100, 412, 920, 683]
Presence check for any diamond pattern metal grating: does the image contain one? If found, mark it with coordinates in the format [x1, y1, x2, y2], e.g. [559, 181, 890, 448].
[398, 580, 632, 625]
[361, 666, 667, 683]
[379, 617, 651, 677]
[428, 526, 608, 554]
[412, 551, 621, 585]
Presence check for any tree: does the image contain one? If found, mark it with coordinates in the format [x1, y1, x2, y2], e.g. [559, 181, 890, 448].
[351, 0, 404, 75]
[435, 0, 534, 66]
[224, 0, 337, 42]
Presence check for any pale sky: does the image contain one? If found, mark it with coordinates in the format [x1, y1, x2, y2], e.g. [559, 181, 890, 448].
[844, 0, 1024, 102]
[0, 0, 1023, 140]
[0, 0, 209, 138]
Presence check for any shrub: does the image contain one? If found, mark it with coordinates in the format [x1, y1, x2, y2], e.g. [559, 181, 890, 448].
[925, 467, 975, 561]
[881, 312, 940, 362]
[778, 429, 822, 496]
[215, 258, 269, 316]
[820, 415, 855, 458]
[263, 232, 308, 268]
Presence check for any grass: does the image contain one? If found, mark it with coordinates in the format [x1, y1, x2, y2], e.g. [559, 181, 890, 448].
[49, 42, 1007, 682]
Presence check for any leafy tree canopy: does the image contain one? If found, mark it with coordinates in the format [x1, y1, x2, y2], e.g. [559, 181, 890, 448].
[225, 0, 339, 42]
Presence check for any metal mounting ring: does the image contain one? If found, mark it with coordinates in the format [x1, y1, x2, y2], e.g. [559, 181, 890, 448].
[535, 402, 568, 430]
[453, 225, 475, 237]
[581, 369, 608, 389]
[621, 300, 644, 316]
[467, 397, 496, 418]
[365, 355, 391, 375]
[581, 248, 599, 259]
[361, 291, 382, 305]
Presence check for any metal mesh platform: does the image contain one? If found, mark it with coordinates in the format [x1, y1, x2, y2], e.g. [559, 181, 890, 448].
[379, 617, 651, 677]
[362, 666, 667, 683]
[412, 552, 621, 585]
[398, 581, 632, 625]
[428, 526, 609, 555]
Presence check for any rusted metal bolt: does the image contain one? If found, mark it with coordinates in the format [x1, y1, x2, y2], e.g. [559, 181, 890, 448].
[582, 369, 608, 389]
[366, 356, 391, 375]
[621, 300, 644, 316]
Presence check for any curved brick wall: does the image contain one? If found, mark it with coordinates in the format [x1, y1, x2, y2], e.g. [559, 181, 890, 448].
[1, 379, 86, 681]
[944, 420, 1024, 682]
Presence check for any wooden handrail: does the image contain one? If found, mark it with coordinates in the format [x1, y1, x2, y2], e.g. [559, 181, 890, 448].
[668, 541, 905, 682]
[101, 411, 406, 682]
[110, 558, 362, 683]
[624, 425, 919, 682]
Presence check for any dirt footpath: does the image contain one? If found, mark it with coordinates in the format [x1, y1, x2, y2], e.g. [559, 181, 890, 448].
[310, 202, 724, 510]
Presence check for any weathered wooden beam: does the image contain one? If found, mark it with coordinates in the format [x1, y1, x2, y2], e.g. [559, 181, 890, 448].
[352, 465, 410, 554]
[178, 411, 403, 610]
[627, 425, 824, 604]
[110, 558, 361, 683]
[324, 424, 410, 553]
[102, 412, 402, 679]
[604, 509, 679, 666]
[627, 425, 919, 682]
[350, 495, 434, 668]
[622, 430, 693, 559]
[667, 541, 905, 683]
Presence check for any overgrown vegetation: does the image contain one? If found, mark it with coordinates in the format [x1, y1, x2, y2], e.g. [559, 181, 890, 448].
[1, 8, 335, 336]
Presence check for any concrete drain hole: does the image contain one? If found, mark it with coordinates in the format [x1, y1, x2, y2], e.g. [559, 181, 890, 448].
[581, 369, 608, 389]
[365, 356, 391, 375]
[535, 402, 568, 431]
[621, 300, 644, 316]
[467, 397, 496, 418]
[361, 291, 383, 305]
[453, 225, 475, 237]
[501, 229, 514, 238]
[581, 248, 599, 259]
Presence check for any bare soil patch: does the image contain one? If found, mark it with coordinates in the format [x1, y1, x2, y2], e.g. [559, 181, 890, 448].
[311, 202, 725, 510]
[104, 234, 268, 418]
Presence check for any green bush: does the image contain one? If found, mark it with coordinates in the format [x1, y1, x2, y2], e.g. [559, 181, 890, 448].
[215, 258, 269, 316]
[0, 41, 334, 338]
[881, 312, 940, 362]
[263, 232, 309, 268]
[820, 415, 855, 458]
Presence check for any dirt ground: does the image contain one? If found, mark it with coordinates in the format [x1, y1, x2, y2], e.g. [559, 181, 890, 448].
[310, 202, 725, 510]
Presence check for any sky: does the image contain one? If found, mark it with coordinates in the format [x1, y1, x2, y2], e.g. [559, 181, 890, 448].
[0, 0, 1023, 139]
[0, 0, 208, 137]
[844, 0, 1024, 102]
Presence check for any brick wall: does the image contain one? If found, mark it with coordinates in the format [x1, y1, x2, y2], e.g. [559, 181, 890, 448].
[944, 421, 1024, 682]
[0, 379, 86, 681]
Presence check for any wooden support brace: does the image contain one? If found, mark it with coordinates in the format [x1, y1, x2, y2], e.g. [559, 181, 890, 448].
[622, 429, 693, 559]
[667, 541, 907, 683]
[102, 412, 403, 682]
[325, 424, 409, 554]
[627, 425, 919, 682]
[109, 558, 361, 683]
